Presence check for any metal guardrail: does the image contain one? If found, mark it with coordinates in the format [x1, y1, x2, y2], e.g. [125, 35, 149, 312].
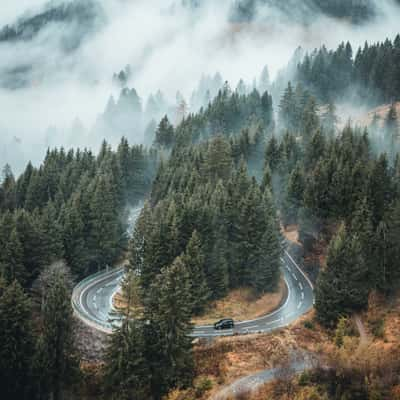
[71, 267, 124, 332]
[72, 204, 143, 332]
[72, 241, 315, 336]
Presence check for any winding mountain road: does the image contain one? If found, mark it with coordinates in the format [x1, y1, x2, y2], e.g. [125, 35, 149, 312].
[72, 206, 314, 336]
[210, 360, 311, 400]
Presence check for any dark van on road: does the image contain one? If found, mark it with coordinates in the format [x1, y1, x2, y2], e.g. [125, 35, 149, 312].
[214, 318, 234, 330]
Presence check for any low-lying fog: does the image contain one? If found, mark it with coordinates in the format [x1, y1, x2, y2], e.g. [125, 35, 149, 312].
[1, 0, 400, 172]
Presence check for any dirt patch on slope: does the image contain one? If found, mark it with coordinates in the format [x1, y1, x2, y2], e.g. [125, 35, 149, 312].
[192, 279, 286, 326]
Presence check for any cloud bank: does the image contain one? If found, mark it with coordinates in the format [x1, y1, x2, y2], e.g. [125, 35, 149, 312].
[0, 0, 400, 172]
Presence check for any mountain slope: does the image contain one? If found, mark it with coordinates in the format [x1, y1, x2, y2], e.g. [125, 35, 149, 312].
[0, 0, 104, 50]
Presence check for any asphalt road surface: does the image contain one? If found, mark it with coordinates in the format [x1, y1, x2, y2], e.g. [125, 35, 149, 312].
[211, 360, 310, 400]
[72, 229, 314, 337]
[192, 249, 314, 337]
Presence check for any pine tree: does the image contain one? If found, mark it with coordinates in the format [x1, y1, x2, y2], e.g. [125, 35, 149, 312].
[24, 169, 43, 211]
[251, 219, 281, 293]
[118, 269, 143, 319]
[260, 164, 272, 193]
[0, 228, 27, 285]
[251, 190, 282, 293]
[15, 161, 34, 208]
[155, 116, 175, 147]
[41, 201, 64, 264]
[14, 209, 46, 285]
[236, 181, 264, 285]
[315, 225, 369, 326]
[279, 82, 296, 130]
[385, 103, 399, 158]
[349, 198, 376, 289]
[60, 200, 87, 277]
[367, 154, 392, 226]
[104, 320, 151, 400]
[89, 174, 122, 269]
[0, 280, 35, 400]
[1, 164, 16, 211]
[304, 129, 326, 171]
[265, 136, 282, 172]
[283, 164, 305, 225]
[322, 102, 338, 133]
[334, 317, 347, 348]
[385, 199, 400, 292]
[144, 257, 194, 399]
[35, 262, 79, 400]
[303, 159, 331, 219]
[261, 91, 273, 128]
[300, 97, 320, 142]
[206, 136, 232, 182]
[182, 231, 210, 315]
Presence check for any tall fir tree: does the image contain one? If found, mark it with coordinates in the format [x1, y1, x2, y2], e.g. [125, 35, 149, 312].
[144, 257, 194, 399]
[0, 279, 35, 400]
[89, 174, 122, 269]
[0, 227, 27, 284]
[104, 319, 151, 400]
[182, 230, 210, 315]
[385, 103, 399, 159]
[315, 225, 369, 326]
[34, 262, 79, 400]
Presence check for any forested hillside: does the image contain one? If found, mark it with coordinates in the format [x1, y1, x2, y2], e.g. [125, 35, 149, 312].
[1, 1, 400, 398]
[0, 0, 102, 46]
[295, 35, 400, 103]
[102, 86, 283, 399]
[0, 140, 156, 284]
[1, 67, 400, 399]
[230, 0, 381, 23]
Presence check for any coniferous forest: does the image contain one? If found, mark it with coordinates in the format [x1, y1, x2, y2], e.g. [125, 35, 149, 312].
[1, 1, 400, 400]
[296, 35, 400, 103]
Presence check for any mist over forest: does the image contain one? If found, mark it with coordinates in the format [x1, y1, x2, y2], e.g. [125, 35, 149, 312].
[0, 0, 400, 173]
[3, 2, 400, 400]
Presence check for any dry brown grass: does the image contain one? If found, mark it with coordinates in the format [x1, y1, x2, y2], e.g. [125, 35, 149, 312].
[115, 281, 286, 327]
[247, 383, 328, 400]
[282, 224, 300, 244]
[112, 291, 144, 318]
[192, 314, 326, 399]
[365, 290, 400, 348]
[350, 101, 400, 129]
[192, 280, 286, 326]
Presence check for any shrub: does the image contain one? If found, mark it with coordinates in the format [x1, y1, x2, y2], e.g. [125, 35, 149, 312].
[304, 320, 315, 330]
[298, 371, 311, 386]
[370, 317, 385, 339]
[194, 377, 213, 397]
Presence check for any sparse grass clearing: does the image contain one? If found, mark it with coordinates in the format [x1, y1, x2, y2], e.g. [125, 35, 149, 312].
[192, 279, 286, 326]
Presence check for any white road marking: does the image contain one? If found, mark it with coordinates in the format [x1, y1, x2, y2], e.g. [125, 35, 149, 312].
[93, 295, 96, 302]
[285, 250, 314, 290]
[75, 244, 314, 338]
[238, 277, 291, 324]
[297, 301, 303, 310]
[265, 319, 281, 325]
